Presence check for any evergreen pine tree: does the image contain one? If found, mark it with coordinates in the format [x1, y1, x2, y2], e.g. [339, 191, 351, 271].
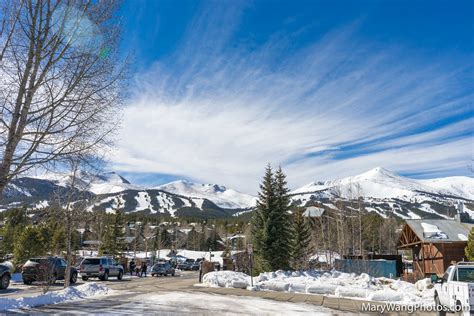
[51, 226, 66, 255]
[102, 210, 125, 258]
[291, 208, 313, 269]
[1, 208, 28, 255]
[267, 166, 292, 270]
[160, 229, 172, 248]
[13, 225, 47, 265]
[251, 164, 275, 272]
[465, 227, 474, 261]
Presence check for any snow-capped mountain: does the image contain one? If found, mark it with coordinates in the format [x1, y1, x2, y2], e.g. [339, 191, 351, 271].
[0, 172, 254, 218]
[156, 180, 257, 209]
[1, 167, 473, 220]
[291, 167, 473, 200]
[30, 171, 143, 195]
[290, 167, 474, 220]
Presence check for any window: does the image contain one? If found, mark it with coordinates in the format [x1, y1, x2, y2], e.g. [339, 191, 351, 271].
[82, 258, 100, 265]
[443, 267, 453, 282]
[456, 268, 474, 282]
[60, 259, 67, 267]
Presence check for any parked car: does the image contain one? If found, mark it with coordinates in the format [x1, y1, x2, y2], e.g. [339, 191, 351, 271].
[433, 262, 474, 314]
[177, 259, 195, 271]
[22, 257, 77, 285]
[0, 264, 11, 289]
[151, 262, 175, 276]
[79, 257, 124, 281]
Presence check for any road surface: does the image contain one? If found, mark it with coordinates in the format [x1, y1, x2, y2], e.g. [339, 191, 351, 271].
[8, 272, 349, 315]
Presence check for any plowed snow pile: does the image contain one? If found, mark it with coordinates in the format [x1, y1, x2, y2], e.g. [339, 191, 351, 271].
[202, 270, 434, 305]
[0, 283, 110, 311]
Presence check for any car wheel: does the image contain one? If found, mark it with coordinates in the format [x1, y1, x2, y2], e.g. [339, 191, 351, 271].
[49, 275, 56, 285]
[455, 301, 463, 316]
[70, 272, 78, 284]
[117, 270, 123, 280]
[171, 271, 175, 277]
[23, 279, 32, 285]
[103, 271, 109, 281]
[82, 276, 89, 281]
[0, 274, 10, 289]
[434, 294, 446, 316]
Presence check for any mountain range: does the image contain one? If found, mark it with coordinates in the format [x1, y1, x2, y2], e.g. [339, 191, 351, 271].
[1, 167, 473, 220]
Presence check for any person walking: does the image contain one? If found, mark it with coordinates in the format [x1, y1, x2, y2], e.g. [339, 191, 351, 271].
[141, 261, 147, 277]
[129, 259, 136, 276]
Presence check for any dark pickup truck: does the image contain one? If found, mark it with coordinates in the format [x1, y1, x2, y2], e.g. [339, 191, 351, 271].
[22, 257, 78, 285]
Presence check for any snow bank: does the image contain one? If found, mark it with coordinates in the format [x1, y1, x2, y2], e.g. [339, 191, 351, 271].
[0, 283, 109, 311]
[202, 270, 434, 305]
[203, 271, 250, 288]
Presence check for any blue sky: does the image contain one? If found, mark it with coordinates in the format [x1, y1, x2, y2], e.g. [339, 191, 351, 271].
[111, 0, 474, 192]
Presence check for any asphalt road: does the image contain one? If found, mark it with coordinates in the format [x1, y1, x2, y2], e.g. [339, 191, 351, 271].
[5, 272, 348, 315]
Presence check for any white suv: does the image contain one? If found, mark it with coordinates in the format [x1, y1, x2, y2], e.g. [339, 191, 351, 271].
[79, 257, 124, 281]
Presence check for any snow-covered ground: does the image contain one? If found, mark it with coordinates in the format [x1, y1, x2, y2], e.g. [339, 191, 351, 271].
[141, 292, 342, 315]
[0, 283, 109, 312]
[202, 270, 434, 306]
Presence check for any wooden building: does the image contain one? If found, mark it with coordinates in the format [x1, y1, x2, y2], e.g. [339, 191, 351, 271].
[397, 219, 472, 278]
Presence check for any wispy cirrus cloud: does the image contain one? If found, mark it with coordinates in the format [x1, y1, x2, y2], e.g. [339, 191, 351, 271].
[111, 2, 473, 193]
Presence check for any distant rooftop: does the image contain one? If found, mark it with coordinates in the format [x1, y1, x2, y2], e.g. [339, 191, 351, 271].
[303, 206, 325, 218]
[405, 219, 473, 243]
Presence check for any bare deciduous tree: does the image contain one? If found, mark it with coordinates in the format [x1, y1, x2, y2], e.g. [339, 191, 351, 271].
[0, 0, 125, 195]
[51, 154, 96, 288]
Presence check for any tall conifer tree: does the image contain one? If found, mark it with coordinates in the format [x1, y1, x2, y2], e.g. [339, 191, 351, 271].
[268, 166, 292, 270]
[251, 164, 275, 272]
[291, 208, 313, 269]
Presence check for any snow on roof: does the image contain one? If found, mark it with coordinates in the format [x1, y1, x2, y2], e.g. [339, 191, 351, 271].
[303, 206, 325, 218]
[458, 234, 468, 241]
[405, 219, 473, 243]
[420, 222, 448, 239]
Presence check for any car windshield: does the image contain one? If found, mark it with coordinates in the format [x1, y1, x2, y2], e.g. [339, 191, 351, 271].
[154, 264, 165, 268]
[457, 267, 474, 282]
[185, 259, 194, 263]
[82, 258, 101, 265]
[29, 258, 50, 264]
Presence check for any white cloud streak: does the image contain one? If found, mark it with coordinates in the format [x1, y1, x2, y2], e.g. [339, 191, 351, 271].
[111, 4, 473, 193]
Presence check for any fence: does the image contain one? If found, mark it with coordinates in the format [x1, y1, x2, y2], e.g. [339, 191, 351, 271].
[334, 259, 398, 278]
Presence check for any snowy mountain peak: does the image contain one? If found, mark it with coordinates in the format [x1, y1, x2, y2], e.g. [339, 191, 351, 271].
[95, 172, 131, 185]
[156, 180, 256, 209]
[358, 167, 397, 179]
[31, 170, 141, 195]
[292, 167, 474, 201]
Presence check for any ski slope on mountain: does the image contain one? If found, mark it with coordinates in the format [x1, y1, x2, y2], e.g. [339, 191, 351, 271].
[4, 167, 472, 219]
[292, 167, 473, 200]
[418, 176, 474, 200]
[32, 171, 143, 195]
[156, 180, 257, 209]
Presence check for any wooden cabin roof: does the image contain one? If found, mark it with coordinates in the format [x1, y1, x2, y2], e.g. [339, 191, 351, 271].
[399, 219, 472, 247]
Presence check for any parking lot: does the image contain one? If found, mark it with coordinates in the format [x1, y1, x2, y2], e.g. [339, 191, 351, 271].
[10, 271, 347, 315]
[0, 270, 190, 300]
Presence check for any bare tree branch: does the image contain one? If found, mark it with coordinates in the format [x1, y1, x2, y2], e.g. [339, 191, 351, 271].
[0, 0, 126, 195]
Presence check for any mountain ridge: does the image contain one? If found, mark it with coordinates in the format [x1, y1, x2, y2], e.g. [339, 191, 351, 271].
[1, 167, 473, 220]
